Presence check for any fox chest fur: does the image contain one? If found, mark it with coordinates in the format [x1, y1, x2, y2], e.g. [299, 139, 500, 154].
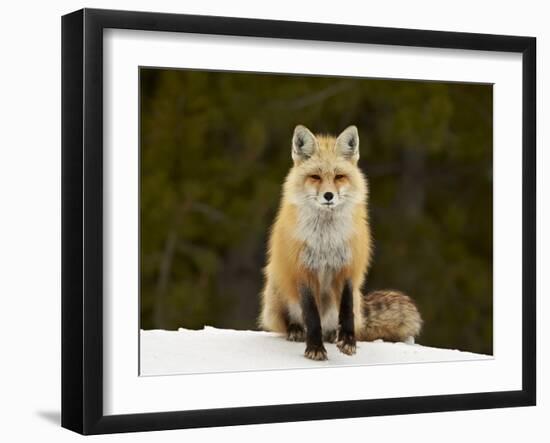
[294, 205, 354, 272]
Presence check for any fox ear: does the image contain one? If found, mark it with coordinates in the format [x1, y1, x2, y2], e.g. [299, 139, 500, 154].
[336, 125, 359, 162]
[292, 125, 317, 163]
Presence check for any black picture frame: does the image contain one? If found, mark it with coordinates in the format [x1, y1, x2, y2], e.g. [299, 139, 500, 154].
[61, 8, 536, 435]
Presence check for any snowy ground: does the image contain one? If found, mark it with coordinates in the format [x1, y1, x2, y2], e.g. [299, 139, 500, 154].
[140, 327, 491, 376]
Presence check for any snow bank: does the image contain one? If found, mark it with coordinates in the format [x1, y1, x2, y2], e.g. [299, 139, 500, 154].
[140, 326, 491, 376]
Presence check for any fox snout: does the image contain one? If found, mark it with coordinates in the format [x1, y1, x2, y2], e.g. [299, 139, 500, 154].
[320, 190, 336, 206]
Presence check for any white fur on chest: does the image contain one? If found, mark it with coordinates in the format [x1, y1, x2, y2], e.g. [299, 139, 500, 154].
[294, 205, 354, 271]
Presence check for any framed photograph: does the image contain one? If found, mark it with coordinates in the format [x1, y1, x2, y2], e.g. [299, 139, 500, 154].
[61, 8, 536, 435]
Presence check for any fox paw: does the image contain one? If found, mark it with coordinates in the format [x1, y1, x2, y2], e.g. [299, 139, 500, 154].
[336, 333, 356, 355]
[287, 324, 305, 342]
[304, 344, 328, 361]
[323, 329, 337, 343]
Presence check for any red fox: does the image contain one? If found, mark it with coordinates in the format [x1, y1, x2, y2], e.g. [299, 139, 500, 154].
[259, 125, 422, 360]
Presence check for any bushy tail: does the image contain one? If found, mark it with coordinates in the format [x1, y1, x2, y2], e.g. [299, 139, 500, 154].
[359, 290, 422, 342]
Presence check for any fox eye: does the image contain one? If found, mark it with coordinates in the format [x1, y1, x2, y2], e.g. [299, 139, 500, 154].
[310, 174, 321, 180]
[335, 174, 346, 180]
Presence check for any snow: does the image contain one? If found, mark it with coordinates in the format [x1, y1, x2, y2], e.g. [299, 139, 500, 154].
[140, 326, 491, 376]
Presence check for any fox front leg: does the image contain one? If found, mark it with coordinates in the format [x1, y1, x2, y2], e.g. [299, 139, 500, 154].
[299, 285, 327, 361]
[337, 280, 356, 355]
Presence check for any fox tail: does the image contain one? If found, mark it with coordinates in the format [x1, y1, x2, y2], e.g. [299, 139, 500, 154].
[359, 290, 423, 343]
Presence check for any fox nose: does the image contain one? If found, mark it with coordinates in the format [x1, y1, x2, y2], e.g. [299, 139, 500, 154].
[324, 192, 334, 201]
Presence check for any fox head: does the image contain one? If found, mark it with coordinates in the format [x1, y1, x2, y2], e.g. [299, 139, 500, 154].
[284, 125, 368, 211]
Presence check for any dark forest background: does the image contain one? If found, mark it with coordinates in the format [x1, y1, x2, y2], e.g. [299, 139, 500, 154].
[140, 68, 493, 355]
